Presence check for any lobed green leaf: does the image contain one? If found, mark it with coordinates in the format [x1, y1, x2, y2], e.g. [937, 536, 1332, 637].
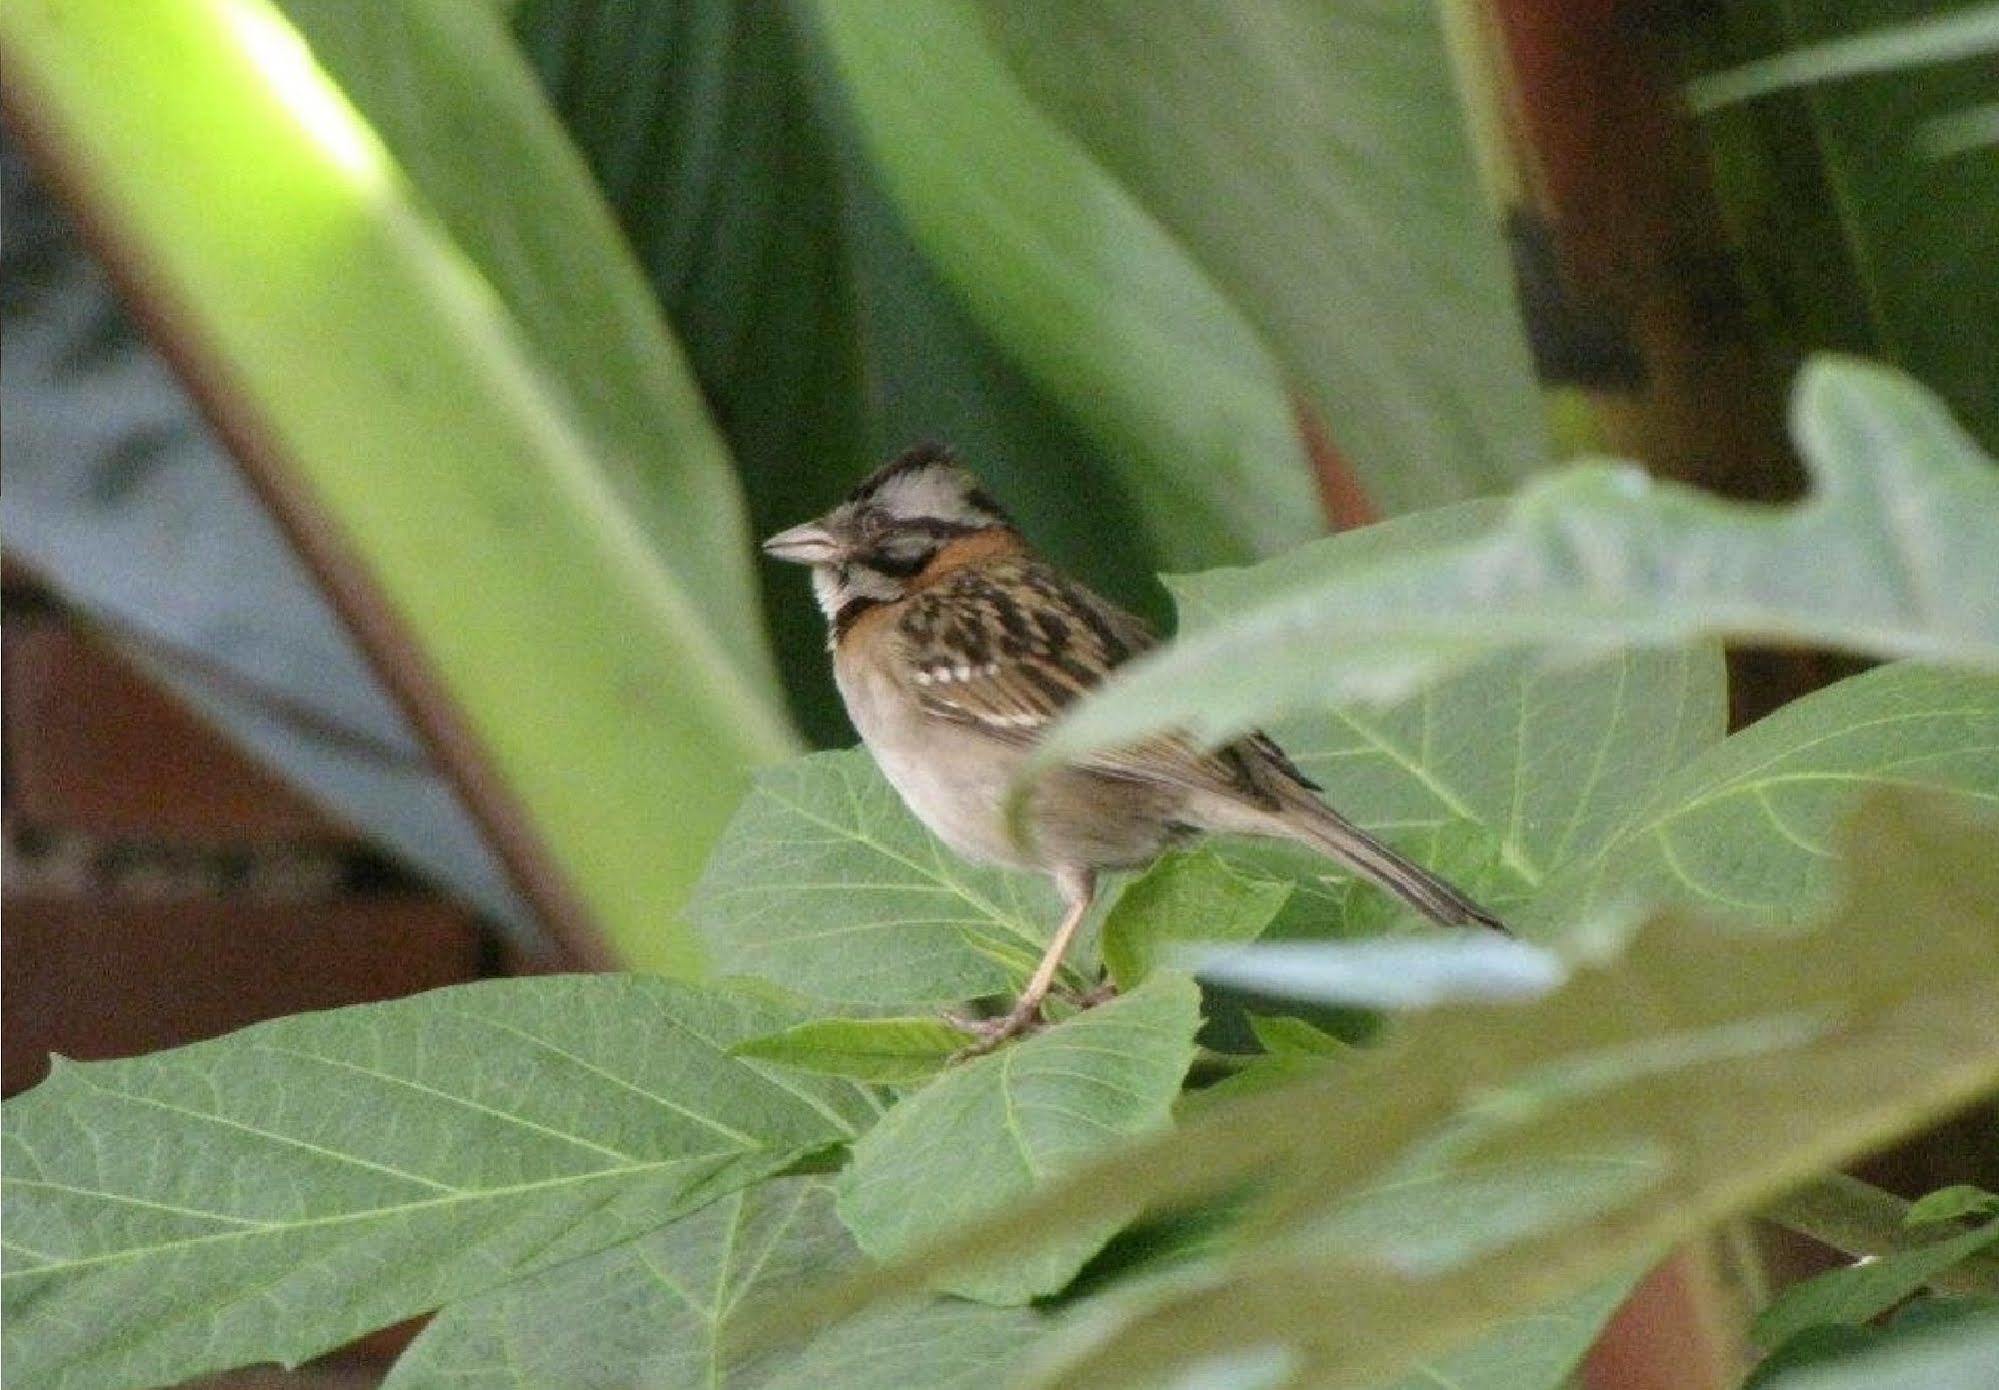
[1, 977, 877, 1389]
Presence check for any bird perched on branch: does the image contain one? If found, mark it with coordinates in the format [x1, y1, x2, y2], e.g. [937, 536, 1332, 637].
[764, 445, 1505, 1054]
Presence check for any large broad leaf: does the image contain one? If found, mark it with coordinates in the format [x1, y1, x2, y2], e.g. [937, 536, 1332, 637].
[835, 974, 1201, 1305]
[1172, 497, 1725, 933]
[0, 976, 876, 1389]
[0, 0, 798, 973]
[975, 0, 1549, 514]
[689, 748, 1065, 1006]
[803, 0, 1322, 568]
[1529, 662, 1999, 931]
[384, 1179, 1041, 1389]
[1043, 358, 1999, 769]
[1099, 851, 1293, 989]
[810, 793, 1999, 1388]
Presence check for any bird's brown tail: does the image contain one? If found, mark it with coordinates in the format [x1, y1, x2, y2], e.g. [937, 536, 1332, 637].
[1274, 795, 1509, 934]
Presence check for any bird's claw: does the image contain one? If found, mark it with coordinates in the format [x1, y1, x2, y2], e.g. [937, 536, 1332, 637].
[944, 1003, 1045, 1061]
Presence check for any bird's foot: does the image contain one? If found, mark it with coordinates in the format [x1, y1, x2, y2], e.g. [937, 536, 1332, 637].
[1059, 979, 1120, 1011]
[944, 1000, 1046, 1061]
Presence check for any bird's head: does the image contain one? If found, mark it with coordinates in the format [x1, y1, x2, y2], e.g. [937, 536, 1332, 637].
[763, 443, 1016, 631]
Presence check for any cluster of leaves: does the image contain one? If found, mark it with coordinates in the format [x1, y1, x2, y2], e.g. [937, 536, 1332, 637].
[8, 360, 1999, 1390]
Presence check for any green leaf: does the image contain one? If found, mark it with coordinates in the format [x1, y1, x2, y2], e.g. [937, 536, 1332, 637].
[1100, 851, 1292, 989]
[976, 0, 1549, 515]
[1529, 662, 1999, 932]
[812, 793, 1999, 1387]
[1043, 359, 1999, 771]
[690, 748, 1064, 1007]
[0, 0, 800, 973]
[1381, 1277, 1635, 1390]
[1, 976, 875, 1389]
[1246, 1015, 1350, 1058]
[384, 1179, 1041, 1389]
[804, 0, 1322, 568]
[836, 974, 1202, 1304]
[1907, 1187, 1999, 1228]
[734, 1018, 976, 1085]
[1753, 1219, 1999, 1348]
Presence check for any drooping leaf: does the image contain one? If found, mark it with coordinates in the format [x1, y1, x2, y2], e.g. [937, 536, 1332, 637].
[0, 0, 801, 972]
[0, 976, 876, 1389]
[689, 748, 1064, 1007]
[1528, 662, 1999, 932]
[836, 974, 1201, 1304]
[1752, 1219, 1999, 1348]
[1100, 851, 1292, 989]
[976, 0, 1549, 514]
[811, 793, 1999, 1388]
[803, 0, 1322, 568]
[1042, 359, 1999, 771]
[384, 1179, 1041, 1390]
[734, 1017, 976, 1085]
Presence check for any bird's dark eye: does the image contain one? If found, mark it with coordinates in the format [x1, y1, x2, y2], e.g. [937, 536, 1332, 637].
[865, 542, 933, 579]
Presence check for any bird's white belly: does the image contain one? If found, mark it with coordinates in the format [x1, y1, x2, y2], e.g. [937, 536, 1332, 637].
[836, 660, 1027, 868]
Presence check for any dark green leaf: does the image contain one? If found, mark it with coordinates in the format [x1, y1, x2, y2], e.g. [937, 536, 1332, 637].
[1246, 1015, 1349, 1058]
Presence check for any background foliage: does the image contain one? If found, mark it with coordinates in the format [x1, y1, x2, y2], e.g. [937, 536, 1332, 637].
[3, 1, 1997, 1388]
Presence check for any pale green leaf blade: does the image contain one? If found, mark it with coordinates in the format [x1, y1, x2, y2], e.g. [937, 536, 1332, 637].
[1, 977, 874, 1389]
[690, 749, 1063, 1007]
[1197, 938, 1567, 1010]
[385, 1179, 1041, 1389]
[1101, 851, 1292, 989]
[805, 0, 1321, 569]
[1686, 6, 1999, 111]
[978, 0, 1549, 514]
[0, 0, 800, 973]
[734, 1018, 976, 1085]
[275, 0, 777, 692]
[1753, 1220, 1999, 1349]
[812, 794, 1999, 1388]
[1532, 663, 1999, 931]
[836, 974, 1202, 1304]
[1044, 359, 1999, 769]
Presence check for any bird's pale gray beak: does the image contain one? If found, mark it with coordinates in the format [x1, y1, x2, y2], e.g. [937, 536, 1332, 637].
[761, 521, 844, 565]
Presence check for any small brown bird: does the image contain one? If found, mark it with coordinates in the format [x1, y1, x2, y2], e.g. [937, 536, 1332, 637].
[765, 445, 1505, 1052]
